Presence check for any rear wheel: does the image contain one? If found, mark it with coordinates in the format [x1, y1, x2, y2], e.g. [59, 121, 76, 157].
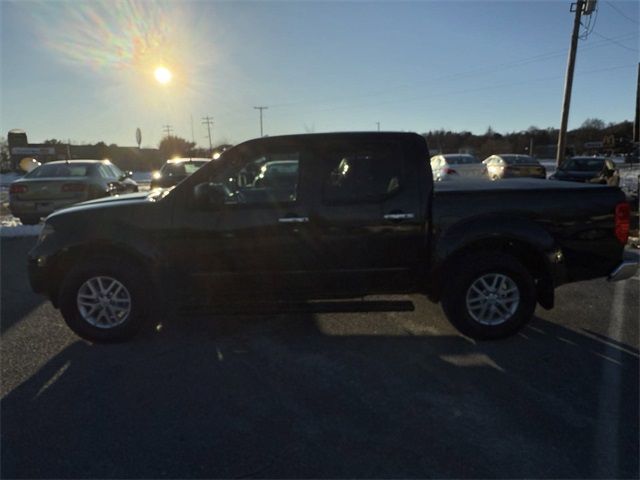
[441, 253, 536, 339]
[59, 257, 150, 342]
[19, 216, 40, 225]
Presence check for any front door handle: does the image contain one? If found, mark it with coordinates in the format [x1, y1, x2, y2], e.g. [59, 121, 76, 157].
[278, 216, 309, 223]
[383, 212, 415, 221]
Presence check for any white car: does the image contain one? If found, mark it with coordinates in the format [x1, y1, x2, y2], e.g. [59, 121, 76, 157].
[430, 154, 487, 181]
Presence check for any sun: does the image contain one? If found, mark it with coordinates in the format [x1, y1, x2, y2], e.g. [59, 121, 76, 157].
[154, 66, 172, 84]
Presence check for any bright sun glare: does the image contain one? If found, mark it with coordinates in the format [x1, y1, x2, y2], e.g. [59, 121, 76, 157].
[154, 66, 172, 84]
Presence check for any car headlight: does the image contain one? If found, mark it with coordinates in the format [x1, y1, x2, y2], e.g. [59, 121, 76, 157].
[38, 223, 55, 243]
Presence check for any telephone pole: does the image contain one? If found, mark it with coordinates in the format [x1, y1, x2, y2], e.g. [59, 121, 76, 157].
[201, 116, 214, 155]
[376, 122, 380, 132]
[162, 125, 173, 137]
[254, 106, 268, 137]
[634, 62, 639, 144]
[556, 0, 591, 167]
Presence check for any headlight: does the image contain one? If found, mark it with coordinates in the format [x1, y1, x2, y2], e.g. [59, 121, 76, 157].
[152, 171, 162, 180]
[38, 223, 55, 243]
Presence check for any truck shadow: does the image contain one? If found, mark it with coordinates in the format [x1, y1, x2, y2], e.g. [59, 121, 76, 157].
[1, 306, 638, 479]
[0, 237, 45, 334]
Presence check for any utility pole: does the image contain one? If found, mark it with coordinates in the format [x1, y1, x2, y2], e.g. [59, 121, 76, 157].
[634, 62, 639, 144]
[202, 116, 214, 154]
[162, 125, 173, 137]
[556, 0, 588, 167]
[376, 122, 380, 132]
[254, 106, 268, 137]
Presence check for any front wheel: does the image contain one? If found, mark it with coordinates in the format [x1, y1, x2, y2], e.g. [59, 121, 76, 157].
[59, 257, 150, 342]
[441, 253, 536, 340]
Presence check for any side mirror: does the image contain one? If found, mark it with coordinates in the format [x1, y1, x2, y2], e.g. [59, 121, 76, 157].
[119, 170, 133, 180]
[193, 182, 226, 209]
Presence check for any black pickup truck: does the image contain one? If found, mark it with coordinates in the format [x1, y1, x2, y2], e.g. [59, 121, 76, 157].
[28, 132, 636, 342]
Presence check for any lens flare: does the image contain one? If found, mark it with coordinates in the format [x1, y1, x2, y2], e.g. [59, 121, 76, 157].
[154, 66, 172, 84]
[23, 0, 217, 109]
[19, 0, 233, 145]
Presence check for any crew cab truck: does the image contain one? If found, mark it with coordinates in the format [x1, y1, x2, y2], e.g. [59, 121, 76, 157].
[27, 133, 637, 342]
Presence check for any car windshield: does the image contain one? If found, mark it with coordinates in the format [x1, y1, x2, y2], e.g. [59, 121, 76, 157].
[500, 155, 536, 164]
[25, 163, 92, 178]
[107, 163, 123, 177]
[561, 157, 606, 171]
[161, 161, 207, 176]
[443, 155, 480, 165]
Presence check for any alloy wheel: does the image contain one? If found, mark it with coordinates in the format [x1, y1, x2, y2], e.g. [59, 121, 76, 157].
[465, 273, 520, 326]
[76, 276, 131, 329]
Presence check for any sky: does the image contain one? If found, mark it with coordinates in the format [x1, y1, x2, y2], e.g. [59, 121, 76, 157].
[1, 0, 638, 149]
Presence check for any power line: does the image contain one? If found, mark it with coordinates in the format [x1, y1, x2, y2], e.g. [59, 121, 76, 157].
[295, 64, 634, 115]
[605, 1, 639, 25]
[162, 125, 173, 137]
[591, 30, 639, 52]
[201, 116, 214, 154]
[254, 106, 268, 137]
[263, 32, 636, 112]
[579, 0, 599, 39]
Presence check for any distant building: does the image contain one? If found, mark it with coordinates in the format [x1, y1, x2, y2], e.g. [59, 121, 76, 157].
[6, 129, 162, 171]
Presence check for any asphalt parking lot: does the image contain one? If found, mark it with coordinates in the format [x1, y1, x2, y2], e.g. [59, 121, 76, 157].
[1, 237, 638, 479]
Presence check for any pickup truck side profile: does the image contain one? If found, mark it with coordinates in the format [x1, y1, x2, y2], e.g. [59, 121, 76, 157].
[27, 132, 637, 342]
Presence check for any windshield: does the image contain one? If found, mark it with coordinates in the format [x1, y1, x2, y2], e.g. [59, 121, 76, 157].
[25, 163, 93, 178]
[500, 155, 536, 165]
[561, 157, 606, 171]
[161, 161, 208, 176]
[443, 155, 480, 165]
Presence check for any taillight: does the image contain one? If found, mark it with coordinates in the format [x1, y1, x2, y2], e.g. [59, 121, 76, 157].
[614, 202, 630, 245]
[61, 183, 87, 193]
[444, 168, 458, 175]
[9, 184, 28, 194]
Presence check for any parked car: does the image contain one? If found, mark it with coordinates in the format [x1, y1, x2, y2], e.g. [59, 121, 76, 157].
[9, 160, 137, 225]
[549, 156, 617, 184]
[150, 158, 209, 189]
[430, 154, 487, 181]
[28, 132, 635, 342]
[619, 165, 639, 202]
[483, 154, 546, 180]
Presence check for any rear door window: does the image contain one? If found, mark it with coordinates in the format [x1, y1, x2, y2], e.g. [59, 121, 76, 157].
[322, 143, 403, 204]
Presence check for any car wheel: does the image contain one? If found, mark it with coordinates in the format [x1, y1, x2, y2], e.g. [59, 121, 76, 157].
[441, 253, 536, 340]
[19, 216, 40, 225]
[59, 257, 150, 342]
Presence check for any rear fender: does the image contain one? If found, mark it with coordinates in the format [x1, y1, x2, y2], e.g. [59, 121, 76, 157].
[429, 215, 563, 308]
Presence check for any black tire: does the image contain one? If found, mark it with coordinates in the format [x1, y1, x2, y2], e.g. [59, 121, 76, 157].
[19, 216, 40, 225]
[441, 253, 536, 340]
[58, 257, 150, 342]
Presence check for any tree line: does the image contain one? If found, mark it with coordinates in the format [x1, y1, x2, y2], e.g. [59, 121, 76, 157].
[2, 118, 633, 172]
[422, 119, 634, 159]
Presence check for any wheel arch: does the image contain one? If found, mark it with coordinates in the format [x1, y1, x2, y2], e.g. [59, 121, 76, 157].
[429, 236, 556, 309]
[48, 242, 159, 308]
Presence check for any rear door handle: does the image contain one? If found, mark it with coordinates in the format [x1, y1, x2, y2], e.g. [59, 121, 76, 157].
[384, 213, 415, 220]
[278, 216, 309, 223]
